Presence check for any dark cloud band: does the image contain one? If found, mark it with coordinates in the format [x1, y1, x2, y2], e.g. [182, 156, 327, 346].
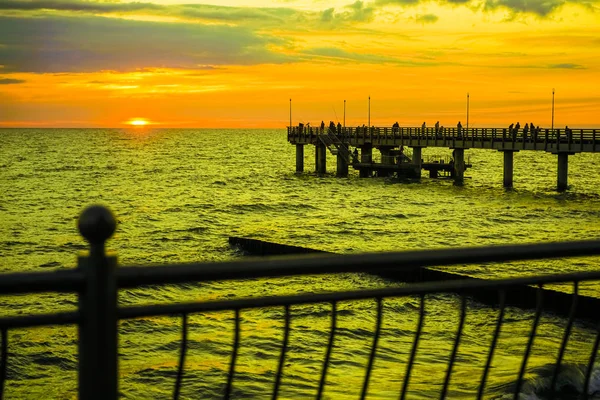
[0, 15, 289, 73]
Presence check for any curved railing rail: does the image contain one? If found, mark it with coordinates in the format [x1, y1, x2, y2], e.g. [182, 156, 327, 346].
[2, 205, 600, 399]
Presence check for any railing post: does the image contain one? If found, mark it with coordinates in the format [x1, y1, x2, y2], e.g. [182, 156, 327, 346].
[77, 205, 118, 400]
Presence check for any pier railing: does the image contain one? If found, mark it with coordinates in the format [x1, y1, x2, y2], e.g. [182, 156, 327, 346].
[2, 205, 600, 399]
[288, 126, 600, 152]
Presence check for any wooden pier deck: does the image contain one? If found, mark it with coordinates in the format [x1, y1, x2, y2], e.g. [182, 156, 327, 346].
[287, 125, 600, 190]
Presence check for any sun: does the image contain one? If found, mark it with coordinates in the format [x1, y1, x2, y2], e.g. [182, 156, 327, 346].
[126, 118, 150, 127]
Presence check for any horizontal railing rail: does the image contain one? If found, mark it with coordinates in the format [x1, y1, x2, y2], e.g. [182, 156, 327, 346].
[2, 205, 600, 399]
[287, 126, 600, 152]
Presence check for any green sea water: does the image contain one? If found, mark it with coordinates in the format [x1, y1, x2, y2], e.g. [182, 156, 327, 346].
[2, 128, 600, 399]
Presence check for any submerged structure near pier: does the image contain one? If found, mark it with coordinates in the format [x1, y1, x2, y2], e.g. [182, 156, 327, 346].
[287, 125, 600, 191]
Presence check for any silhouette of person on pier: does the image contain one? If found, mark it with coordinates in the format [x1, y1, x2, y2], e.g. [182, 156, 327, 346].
[329, 121, 336, 134]
[457, 121, 463, 138]
[337, 122, 342, 134]
[353, 148, 359, 163]
[565, 126, 572, 141]
[435, 121, 440, 133]
[320, 121, 325, 132]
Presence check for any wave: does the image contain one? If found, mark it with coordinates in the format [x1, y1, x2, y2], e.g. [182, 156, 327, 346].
[493, 363, 600, 399]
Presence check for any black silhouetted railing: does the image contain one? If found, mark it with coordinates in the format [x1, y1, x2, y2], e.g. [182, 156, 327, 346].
[287, 126, 600, 152]
[2, 205, 600, 399]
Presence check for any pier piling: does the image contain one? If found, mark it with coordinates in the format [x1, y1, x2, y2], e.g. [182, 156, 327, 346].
[557, 153, 569, 191]
[316, 143, 327, 174]
[453, 148, 465, 185]
[412, 147, 422, 179]
[336, 153, 348, 177]
[502, 150, 515, 188]
[360, 145, 372, 178]
[296, 144, 304, 173]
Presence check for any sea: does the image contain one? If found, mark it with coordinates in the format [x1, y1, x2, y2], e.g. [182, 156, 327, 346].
[2, 128, 600, 399]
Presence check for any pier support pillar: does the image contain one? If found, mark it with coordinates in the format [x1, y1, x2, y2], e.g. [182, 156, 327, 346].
[379, 147, 394, 177]
[453, 148, 465, 185]
[316, 144, 327, 175]
[501, 150, 515, 188]
[360, 145, 372, 178]
[296, 144, 304, 173]
[336, 153, 348, 177]
[411, 147, 422, 179]
[557, 152, 569, 191]
[315, 145, 319, 172]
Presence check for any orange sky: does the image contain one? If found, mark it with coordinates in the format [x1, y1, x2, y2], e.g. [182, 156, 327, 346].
[0, 0, 599, 128]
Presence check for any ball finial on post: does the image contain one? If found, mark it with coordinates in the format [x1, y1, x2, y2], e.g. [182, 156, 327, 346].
[78, 205, 116, 247]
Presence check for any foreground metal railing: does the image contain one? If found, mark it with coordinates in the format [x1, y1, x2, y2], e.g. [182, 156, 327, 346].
[2, 205, 600, 399]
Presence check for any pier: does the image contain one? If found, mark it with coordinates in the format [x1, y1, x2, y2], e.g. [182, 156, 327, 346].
[287, 125, 600, 191]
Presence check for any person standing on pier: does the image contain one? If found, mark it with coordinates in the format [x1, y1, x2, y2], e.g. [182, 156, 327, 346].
[337, 122, 342, 135]
[329, 121, 336, 134]
[565, 126, 572, 141]
[457, 121, 463, 138]
[523, 123, 529, 142]
[435, 121, 440, 133]
[320, 121, 325, 133]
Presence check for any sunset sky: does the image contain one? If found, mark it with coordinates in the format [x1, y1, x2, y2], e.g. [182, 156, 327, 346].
[0, 0, 599, 128]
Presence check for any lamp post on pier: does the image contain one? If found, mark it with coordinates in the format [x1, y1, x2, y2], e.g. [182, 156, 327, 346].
[368, 96, 370, 128]
[344, 100, 346, 128]
[466, 93, 470, 130]
[289, 98, 292, 128]
[551, 89, 555, 133]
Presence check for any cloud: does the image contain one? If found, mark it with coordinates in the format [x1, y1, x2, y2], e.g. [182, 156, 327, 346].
[302, 47, 434, 65]
[317, 1, 376, 24]
[377, 0, 598, 16]
[415, 13, 439, 23]
[0, 78, 25, 84]
[0, 15, 290, 73]
[0, 0, 305, 26]
[345, 1, 376, 22]
[548, 63, 585, 69]
[483, 0, 566, 16]
[321, 7, 335, 22]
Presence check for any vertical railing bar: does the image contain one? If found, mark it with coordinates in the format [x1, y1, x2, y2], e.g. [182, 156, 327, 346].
[173, 313, 189, 400]
[360, 297, 384, 400]
[272, 305, 291, 400]
[225, 309, 241, 400]
[440, 295, 467, 399]
[0, 328, 7, 398]
[549, 281, 579, 398]
[477, 290, 507, 400]
[317, 301, 337, 400]
[583, 323, 600, 400]
[400, 294, 425, 400]
[513, 284, 544, 400]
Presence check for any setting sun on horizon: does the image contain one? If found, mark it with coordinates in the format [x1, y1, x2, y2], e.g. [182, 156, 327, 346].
[126, 118, 151, 127]
[0, 1, 599, 128]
